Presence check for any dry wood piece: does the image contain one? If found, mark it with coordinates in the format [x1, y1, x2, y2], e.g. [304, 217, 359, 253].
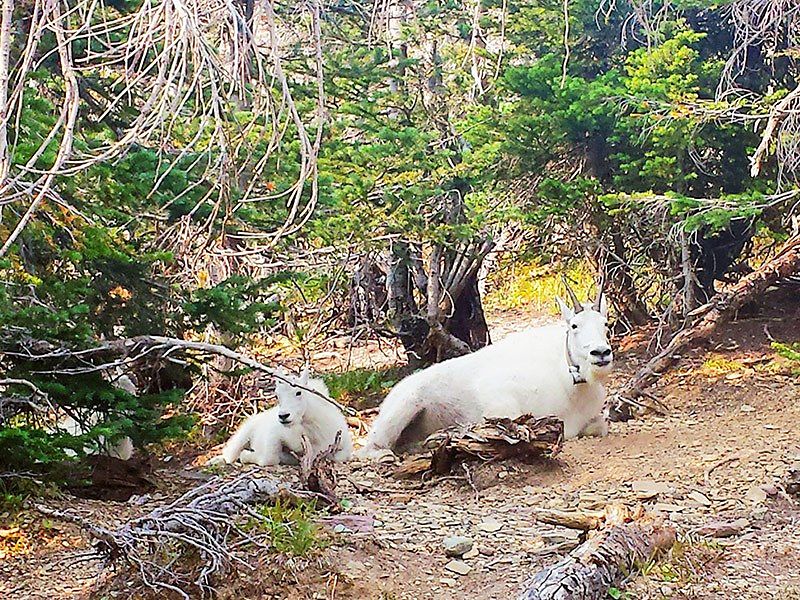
[394, 415, 563, 478]
[533, 508, 603, 531]
[619, 234, 800, 404]
[520, 504, 677, 600]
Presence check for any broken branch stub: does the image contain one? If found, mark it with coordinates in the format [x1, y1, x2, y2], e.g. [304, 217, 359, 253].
[299, 432, 341, 507]
[394, 414, 564, 478]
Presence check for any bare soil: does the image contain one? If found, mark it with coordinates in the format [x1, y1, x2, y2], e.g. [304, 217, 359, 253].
[3, 289, 800, 600]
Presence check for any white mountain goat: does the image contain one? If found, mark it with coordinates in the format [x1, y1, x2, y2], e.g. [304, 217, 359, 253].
[211, 367, 353, 466]
[358, 279, 613, 458]
[56, 374, 137, 460]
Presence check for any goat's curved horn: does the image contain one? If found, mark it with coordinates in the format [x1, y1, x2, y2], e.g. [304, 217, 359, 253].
[593, 273, 606, 311]
[561, 275, 583, 313]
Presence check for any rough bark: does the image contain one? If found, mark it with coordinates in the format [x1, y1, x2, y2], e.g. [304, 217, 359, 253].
[446, 271, 491, 350]
[299, 432, 341, 506]
[619, 234, 800, 402]
[394, 414, 563, 478]
[519, 504, 677, 600]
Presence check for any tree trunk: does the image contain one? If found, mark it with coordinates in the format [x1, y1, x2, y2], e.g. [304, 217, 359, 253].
[446, 272, 491, 350]
[606, 233, 650, 327]
[619, 234, 800, 402]
[520, 504, 676, 600]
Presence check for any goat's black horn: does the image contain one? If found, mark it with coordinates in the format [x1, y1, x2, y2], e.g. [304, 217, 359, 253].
[593, 273, 606, 311]
[562, 275, 583, 312]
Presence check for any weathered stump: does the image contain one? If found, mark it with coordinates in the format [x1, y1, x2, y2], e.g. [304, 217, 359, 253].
[394, 414, 564, 478]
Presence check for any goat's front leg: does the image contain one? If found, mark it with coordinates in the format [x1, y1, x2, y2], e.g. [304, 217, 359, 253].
[580, 414, 609, 437]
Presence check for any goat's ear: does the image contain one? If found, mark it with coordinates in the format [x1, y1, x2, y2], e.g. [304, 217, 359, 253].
[299, 365, 310, 385]
[556, 296, 575, 322]
[274, 365, 292, 389]
[598, 293, 608, 317]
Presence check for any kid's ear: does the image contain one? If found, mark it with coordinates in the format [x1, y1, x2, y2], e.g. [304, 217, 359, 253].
[299, 365, 310, 385]
[556, 296, 575, 322]
[274, 365, 288, 386]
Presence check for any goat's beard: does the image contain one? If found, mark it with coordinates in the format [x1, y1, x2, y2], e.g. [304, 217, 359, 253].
[586, 360, 614, 381]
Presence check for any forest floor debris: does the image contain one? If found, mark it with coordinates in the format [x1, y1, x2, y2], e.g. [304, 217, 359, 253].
[2, 295, 800, 599]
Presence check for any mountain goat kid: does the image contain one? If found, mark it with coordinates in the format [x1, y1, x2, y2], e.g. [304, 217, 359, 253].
[358, 280, 613, 458]
[211, 368, 352, 466]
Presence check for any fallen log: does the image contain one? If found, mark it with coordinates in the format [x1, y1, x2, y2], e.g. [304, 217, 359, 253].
[618, 234, 800, 404]
[520, 504, 677, 600]
[394, 415, 563, 478]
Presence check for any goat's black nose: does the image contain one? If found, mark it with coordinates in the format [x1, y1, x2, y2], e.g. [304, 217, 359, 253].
[590, 347, 612, 358]
[278, 412, 291, 423]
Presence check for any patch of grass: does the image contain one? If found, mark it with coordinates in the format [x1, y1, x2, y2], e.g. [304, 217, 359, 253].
[248, 499, 326, 556]
[323, 367, 400, 408]
[484, 260, 596, 312]
[699, 354, 744, 375]
[631, 538, 724, 589]
[773, 342, 800, 376]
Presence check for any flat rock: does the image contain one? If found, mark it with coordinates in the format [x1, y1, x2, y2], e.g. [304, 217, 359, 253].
[477, 519, 503, 533]
[443, 536, 474, 557]
[631, 480, 672, 499]
[696, 518, 749, 538]
[745, 485, 768, 504]
[687, 491, 712, 506]
[652, 502, 684, 513]
[462, 546, 480, 559]
[444, 560, 472, 576]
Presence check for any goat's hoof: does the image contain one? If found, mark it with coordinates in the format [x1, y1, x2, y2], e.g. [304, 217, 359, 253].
[355, 446, 396, 463]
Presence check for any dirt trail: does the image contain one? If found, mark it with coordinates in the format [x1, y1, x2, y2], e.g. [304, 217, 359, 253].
[3, 292, 800, 599]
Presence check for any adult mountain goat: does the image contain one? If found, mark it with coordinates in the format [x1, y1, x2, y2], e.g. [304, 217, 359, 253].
[358, 280, 613, 457]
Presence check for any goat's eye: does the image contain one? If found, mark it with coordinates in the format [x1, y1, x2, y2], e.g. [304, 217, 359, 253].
[571, 323, 578, 330]
[295, 391, 301, 397]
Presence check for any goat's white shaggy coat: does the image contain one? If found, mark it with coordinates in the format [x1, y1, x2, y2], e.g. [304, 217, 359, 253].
[359, 296, 613, 457]
[56, 374, 137, 460]
[214, 370, 352, 466]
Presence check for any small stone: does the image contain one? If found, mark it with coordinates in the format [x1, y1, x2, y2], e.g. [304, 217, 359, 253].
[740, 403, 755, 412]
[477, 519, 503, 533]
[479, 546, 495, 556]
[443, 536, 474, 557]
[440, 578, 457, 587]
[745, 485, 768, 504]
[759, 484, 779, 497]
[444, 560, 472, 576]
[462, 547, 480, 559]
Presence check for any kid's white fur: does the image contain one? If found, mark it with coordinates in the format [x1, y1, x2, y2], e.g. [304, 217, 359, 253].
[213, 369, 352, 467]
[56, 374, 137, 460]
[359, 295, 614, 458]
